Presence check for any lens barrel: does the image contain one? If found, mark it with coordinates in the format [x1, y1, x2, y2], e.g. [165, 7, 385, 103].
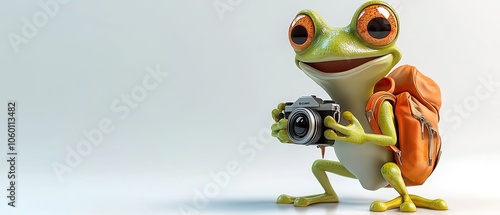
[286, 108, 323, 145]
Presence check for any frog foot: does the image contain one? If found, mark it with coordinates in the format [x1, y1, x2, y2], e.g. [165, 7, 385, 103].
[370, 195, 447, 212]
[276, 193, 339, 207]
[370, 196, 415, 212]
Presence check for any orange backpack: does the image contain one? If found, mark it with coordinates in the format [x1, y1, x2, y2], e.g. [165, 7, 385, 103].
[366, 65, 442, 186]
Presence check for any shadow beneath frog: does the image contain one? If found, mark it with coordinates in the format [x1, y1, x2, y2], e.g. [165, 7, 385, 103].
[276, 196, 374, 214]
[205, 198, 282, 212]
[166, 198, 277, 213]
[170, 198, 336, 213]
[277, 202, 340, 214]
[205, 198, 341, 213]
[169, 196, 376, 214]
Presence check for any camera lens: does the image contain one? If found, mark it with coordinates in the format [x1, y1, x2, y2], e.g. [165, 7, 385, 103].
[286, 108, 322, 145]
[292, 115, 309, 138]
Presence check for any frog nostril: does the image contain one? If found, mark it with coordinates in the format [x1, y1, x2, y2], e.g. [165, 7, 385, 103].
[291, 26, 308, 45]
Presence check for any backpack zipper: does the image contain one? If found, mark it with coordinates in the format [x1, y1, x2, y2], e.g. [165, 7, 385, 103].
[427, 126, 437, 166]
[410, 99, 437, 167]
[414, 114, 436, 167]
[426, 123, 433, 166]
[418, 116, 425, 140]
[396, 150, 402, 165]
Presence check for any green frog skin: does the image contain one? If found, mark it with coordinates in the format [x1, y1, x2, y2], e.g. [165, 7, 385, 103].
[271, 1, 448, 212]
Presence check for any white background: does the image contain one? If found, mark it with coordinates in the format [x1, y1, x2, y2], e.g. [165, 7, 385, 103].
[1, 0, 500, 214]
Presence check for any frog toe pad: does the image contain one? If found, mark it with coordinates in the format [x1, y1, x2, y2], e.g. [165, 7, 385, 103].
[276, 194, 295, 204]
[370, 200, 388, 212]
[431, 199, 448, 210]
[400, 201, 417, 212]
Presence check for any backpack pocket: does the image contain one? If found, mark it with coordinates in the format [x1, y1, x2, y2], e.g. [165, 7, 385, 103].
[395, 92, 441, 185]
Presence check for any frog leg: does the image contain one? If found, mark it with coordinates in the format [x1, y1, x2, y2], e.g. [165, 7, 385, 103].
[370, 162, 416, 212]
[277, 159, 356, 207]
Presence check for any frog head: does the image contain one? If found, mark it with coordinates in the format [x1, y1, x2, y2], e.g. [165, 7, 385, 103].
[288, 1, 402, 106]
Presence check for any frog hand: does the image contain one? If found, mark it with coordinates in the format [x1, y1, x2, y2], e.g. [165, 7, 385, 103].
[271, 103, 291, 143]
[324, 111, 366, 144]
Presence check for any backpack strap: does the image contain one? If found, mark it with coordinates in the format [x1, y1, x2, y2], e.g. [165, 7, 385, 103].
[367, 77, 397, 132]
[373, 76, 396, 93]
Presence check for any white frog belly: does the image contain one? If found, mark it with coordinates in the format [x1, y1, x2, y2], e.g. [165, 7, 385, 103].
[334, 141, 393, 190]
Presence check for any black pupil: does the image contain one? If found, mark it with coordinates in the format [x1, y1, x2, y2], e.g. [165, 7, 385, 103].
[367, 17, 391, 39]
[293, 115, 309, 137]
[291, 25, 308, 44]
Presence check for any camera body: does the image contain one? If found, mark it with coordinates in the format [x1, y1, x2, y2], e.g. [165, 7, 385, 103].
[284, 95, 341, 146]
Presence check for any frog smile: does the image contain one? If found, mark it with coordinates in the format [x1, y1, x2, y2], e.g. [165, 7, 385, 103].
[302, 55, 385, 73]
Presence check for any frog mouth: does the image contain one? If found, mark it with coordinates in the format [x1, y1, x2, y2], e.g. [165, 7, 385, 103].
[304, 56, 382, 73]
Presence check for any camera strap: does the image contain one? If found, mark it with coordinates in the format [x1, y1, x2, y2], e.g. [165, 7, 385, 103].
[319, 146, 326, 158]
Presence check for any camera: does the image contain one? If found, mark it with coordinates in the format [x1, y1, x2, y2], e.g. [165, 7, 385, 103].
[283, 95, 340, 146]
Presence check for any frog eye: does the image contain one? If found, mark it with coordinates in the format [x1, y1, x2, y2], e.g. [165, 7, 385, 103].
[289, 14, 315, 51]
[356, 5, 398, 46]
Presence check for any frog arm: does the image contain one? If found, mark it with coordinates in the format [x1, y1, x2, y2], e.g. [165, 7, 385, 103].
[324, 100, 396, 146]
[363, 100, 397, 146]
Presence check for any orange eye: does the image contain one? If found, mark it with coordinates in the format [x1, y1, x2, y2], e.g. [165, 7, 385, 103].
[289, 14, 315, 51]
[356, 5, 398, 46]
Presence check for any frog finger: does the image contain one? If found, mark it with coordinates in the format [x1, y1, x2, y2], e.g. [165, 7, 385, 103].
[277, 103, 286, 111]
[272, 108, 281, 122]
[273, 130, 290, 143]
[272, 103, 287, 122]
[271, 119, 288, 132]
[324, 129, 345, 141]
[271, 122, 280, 133]
[324, 115, 349, 134]
[272, 130, 279, 137]
[273, 131, 290, 143]
[278, 118, 288, 129]
[342, 111, 361, 127]
[277, 130, 291, 143]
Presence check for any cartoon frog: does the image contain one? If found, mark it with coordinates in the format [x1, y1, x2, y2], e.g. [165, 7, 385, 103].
[271, 1, 447, 212]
